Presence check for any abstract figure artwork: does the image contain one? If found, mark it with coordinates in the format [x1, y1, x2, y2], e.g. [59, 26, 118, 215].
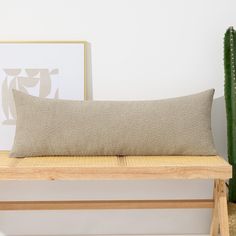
[0, 41, 86, 149]
[2, 68, 59, 125]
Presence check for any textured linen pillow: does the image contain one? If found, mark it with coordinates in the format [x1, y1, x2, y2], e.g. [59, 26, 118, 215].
[10, 89, 216, 157]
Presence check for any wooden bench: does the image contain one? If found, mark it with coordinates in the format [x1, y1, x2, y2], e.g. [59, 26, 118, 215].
[0, 150, 232, 236]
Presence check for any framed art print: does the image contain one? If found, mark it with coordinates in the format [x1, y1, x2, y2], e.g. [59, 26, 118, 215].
[0, 41, 86, 150]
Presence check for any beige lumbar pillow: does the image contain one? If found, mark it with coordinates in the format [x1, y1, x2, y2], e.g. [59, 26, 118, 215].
[10, 89, 216, 157]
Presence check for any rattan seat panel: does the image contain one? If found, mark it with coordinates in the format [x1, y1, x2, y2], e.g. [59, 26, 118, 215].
[0, 153, 119, 168]
[0, 151, 232, 180]
[125, 156, 228, 167]
[0, 151, 229, 167]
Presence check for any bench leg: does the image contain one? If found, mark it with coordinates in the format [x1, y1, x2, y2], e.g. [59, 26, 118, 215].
[210, 180, 219, 236]
[211, 180, 229, 236]
[218, 180, 229, 236]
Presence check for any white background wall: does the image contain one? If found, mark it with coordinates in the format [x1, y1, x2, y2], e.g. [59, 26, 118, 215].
[0, 0, 235, 235]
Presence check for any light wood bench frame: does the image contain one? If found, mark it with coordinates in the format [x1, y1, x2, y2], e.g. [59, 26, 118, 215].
[0, 151, 232, 236]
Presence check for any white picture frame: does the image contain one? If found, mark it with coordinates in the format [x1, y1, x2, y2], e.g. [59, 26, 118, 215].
[0, 41, 87, 150]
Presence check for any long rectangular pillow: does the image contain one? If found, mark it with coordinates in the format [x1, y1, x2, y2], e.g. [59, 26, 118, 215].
[10, 89, 216, 157]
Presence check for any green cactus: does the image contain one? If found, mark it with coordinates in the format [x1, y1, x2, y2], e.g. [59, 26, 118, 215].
[224, 26, 236, 202]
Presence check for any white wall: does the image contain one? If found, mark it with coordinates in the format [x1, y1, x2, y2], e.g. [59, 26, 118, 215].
[0, 0, 235, 235]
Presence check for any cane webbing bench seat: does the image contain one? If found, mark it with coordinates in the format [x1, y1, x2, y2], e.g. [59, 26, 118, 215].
[0, 150, 232, 236]
[0, 151, 231, 180]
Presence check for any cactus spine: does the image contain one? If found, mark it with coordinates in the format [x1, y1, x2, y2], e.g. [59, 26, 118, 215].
[224, 26, 236, 202]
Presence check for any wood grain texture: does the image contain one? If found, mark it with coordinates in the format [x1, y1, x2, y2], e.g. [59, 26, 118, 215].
[218, 180, 230, 236]
[0, 151, 232, 180]
[0, 199, 214, 210]
[210, 180, 219, 236]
